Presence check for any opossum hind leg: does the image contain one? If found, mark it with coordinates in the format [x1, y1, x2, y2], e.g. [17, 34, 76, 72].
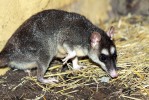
[37, 62, 59, 84]
[36, 54, 59, 84]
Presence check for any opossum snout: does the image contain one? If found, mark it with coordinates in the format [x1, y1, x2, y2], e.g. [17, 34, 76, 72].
[109, 70, 118, 78]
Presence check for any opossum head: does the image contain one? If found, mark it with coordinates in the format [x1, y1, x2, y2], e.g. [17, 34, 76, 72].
[89, 26, 118, 78]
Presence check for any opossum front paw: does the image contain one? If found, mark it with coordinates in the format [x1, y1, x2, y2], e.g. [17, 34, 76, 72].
[62, 57, 69, 64]
[62, 51, 76, 64]
[73, 64, 81, 70]
[73, 65, 88, 70]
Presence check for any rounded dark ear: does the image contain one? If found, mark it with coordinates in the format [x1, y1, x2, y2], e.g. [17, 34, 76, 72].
[90, 32, 101, 48]
[107, 26, 115, 40]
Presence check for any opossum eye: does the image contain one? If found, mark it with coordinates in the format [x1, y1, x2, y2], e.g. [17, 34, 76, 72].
[100, 54, 107, 62]
[113, 53, 117, 58]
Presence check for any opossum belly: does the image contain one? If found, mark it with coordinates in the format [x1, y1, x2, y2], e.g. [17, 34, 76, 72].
[9, 61, 37, 70]
[56, 45, 67, 58]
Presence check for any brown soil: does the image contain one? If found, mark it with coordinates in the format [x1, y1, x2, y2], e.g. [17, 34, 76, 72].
[0, 65, 148, 100]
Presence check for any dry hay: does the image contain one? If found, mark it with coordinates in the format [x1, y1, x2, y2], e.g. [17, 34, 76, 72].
[1, 15, 149, 99]
[106, 15, 149, 99]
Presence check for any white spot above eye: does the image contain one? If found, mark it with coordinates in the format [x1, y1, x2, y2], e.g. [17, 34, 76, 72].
[110, 46, 115, 54]
[101, 48, 109, 55]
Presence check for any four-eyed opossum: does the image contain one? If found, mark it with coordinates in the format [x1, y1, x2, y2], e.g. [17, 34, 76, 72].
[0, 9, 118, 83]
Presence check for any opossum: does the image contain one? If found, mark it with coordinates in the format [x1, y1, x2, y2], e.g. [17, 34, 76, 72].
[0, 9, 118, 83]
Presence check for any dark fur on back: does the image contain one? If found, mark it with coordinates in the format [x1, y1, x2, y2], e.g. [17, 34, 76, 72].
[0, 9, 112, 62]
[0, 9, 116, 83]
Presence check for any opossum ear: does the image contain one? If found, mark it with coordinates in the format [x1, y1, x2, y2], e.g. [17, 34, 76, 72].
[107, 26, 115, 40]
[90, 32, 101, 49]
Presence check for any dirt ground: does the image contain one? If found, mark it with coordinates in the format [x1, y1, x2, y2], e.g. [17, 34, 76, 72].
[0, 68, 133, 100]
[0, 61, 148, 100]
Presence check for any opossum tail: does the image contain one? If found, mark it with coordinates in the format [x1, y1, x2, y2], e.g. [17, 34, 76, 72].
[0, 52, 8, 68]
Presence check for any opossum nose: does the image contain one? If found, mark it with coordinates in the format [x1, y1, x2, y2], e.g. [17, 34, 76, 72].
[109, 70, 118, 78]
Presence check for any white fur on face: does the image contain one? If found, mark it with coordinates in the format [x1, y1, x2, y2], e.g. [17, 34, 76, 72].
[110, 46, 115, 55]
[101, 48, 109, 55]
[89, 54, 107, 71]
[97, 60, 107, 71]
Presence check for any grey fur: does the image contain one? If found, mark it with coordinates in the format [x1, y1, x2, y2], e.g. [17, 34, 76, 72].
[0, 9, 117, 83]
